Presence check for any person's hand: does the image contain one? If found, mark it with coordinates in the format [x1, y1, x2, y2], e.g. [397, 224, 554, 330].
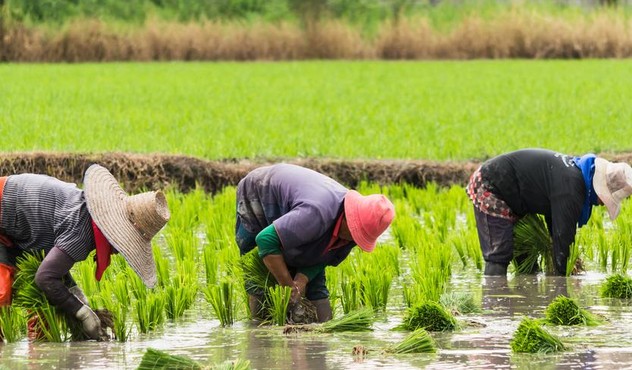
[291, 273, 309, 304]
[75, 305, 108, 341]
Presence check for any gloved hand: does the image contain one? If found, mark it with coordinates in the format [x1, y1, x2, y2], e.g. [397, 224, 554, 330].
[75, 305, 107, 341]
[69, 285, 89, 306]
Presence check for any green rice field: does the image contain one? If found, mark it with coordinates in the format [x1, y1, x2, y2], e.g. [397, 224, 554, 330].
[2, 60, 632, 369]
[1, 60, 632, 160]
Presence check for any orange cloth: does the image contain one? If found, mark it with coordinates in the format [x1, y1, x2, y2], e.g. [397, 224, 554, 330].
[0, 263, 15, 306]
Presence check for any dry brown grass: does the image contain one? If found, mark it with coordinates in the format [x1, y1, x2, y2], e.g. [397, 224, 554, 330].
[3, 12, 632, 62]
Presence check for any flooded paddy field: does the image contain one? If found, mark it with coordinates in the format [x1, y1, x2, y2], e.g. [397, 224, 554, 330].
[2, 272, 631, 370]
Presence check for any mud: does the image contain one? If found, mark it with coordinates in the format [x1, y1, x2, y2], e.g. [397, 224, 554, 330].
[0, 152, 630, 194]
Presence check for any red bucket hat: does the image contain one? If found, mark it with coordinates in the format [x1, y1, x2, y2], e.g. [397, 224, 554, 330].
[344, 190, 395, 252]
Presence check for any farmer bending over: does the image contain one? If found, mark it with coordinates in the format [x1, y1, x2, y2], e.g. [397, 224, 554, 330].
[467, 148, 632, 276]
[0, 164, 170, 340]
[235, 164, 395, 322]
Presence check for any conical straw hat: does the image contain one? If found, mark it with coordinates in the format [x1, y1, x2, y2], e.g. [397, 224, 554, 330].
[83, 164, 170, 288]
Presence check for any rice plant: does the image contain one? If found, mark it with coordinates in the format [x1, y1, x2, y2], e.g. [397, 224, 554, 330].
[240, 248, 277, 292]
[12, 251, 71, 342]
[544, 295, 602, 326]
[98, 279, 131, 342]
[340, 277, 361, 314]
[0, 306, 26, 343]
[165, 260, 198, 321]
[510, 317, 566, 354]
[403, 301, 458, 332]
[512, 214, 554, 275]
[266, 285, 292, 326]
[601, 274, 632, 299]
[204, 279, 235, 327]
[136, 291, 166, 334]
[386, 329, 437, 354]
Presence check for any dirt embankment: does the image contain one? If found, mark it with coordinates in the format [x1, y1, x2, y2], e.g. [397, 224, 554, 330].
[1, 152, 630, 194]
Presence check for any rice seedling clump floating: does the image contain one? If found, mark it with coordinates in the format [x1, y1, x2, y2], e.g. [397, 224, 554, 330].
[601, 274, 632, 299]
[510, 317, 566, 354]
[137, 348, 252, 370]
[403, 301, 457, 332]
[544, 295, 602, 326]
[386, 328, 437, 354]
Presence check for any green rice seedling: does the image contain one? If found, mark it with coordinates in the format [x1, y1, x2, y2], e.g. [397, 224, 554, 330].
[601, 274, 632, 299]
[512, 214, 554, 275]
[71, 257, 99, 306]
[98, 279, 131, 342]
[129, 267, 149, 301]
[136, 291, 166, 334]
[510, 317, 566, 354]
[340, 277, 361, 314]
[165, 260, 198, 321]
[165, 229, 199, 264]
[403, 301, 457, 332]
[565, 242, 581, 277]
[439, 291, 481, 315]
[203, 245, 219, 286]
[318, 307, 374, 333]
[240, 248, 277, 292]
[324, 266, 341, 317]
[266, 285, 292, 326]
[544, 295, 601, 326]
[12, 251, 71, 342]
[204, 279, 235, 327]
[136, 347, 202, 370]
[0, 306, 26, 343]
[153, 244, 171, 288]
[358, 265, 393, 312]
[137, 347, 252, 370]
[386, 328, 437, 354]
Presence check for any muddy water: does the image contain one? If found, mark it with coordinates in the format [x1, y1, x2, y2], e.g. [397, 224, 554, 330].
[1, 272, 631, 370]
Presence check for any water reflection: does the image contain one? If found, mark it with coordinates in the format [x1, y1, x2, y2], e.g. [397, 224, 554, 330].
[2, 272, 632, 369]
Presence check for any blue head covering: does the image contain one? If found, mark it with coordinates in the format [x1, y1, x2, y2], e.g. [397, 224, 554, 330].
[572, 154, 600, 227]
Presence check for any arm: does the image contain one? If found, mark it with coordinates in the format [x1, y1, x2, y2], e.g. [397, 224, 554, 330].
[256, 224, 323, 301]
[549, 198, 582, 275]
[34, 247, 83, 316]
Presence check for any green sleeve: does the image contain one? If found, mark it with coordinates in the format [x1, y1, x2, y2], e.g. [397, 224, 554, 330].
[298, 264, 326, 282]
[256, 224, 282, 258]
[255, 224, 325, 282]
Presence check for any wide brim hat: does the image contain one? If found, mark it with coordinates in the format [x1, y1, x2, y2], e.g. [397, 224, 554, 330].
[84, 164, 170, 288]
[344, 190, 395, 253]
[593, 158, 632, 220]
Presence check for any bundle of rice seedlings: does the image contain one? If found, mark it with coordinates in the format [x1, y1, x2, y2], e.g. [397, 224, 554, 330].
[403, 301, 457, 332]
[240, 248, 277, 292]
[319, 307, 374, 333]
[136, 348, 202, 370]
[136, 348, 252, 370]
[386, 328, 437, 354]
[12, 251, 71, 342]
[510, 317, 566, 354]
[601, 274, 632, 299]
[283, 307, 374, 334]
[439, 291, 481, 315]
[544, 295, 602, 326]
[512, 214, 554, 275]
[0, 306, 26, 343]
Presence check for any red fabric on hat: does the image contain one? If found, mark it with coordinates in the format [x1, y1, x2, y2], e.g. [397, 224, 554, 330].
[91, 219, 113, 281]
